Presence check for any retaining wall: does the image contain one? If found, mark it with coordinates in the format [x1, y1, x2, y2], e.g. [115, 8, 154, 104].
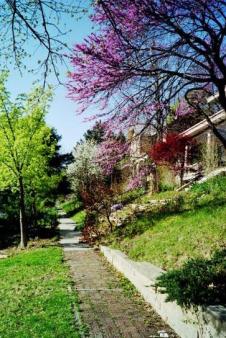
[100, 246, 226, 338]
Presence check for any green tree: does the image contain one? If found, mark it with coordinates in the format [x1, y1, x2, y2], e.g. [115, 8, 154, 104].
[84, 121, 105, 144]
[0, 76, 55, 248]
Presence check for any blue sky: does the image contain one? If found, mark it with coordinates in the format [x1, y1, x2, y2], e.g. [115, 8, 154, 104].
[6, 10, 94, 154]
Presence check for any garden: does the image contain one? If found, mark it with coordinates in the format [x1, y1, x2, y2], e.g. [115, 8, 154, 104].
[0, 0, 226, 337]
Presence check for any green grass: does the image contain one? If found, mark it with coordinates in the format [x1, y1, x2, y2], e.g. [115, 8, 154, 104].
[108, 176, 226, 270]
[0, 246, 82, 338]
[60, 198, 82, 217]
[72, 210, 86, 230]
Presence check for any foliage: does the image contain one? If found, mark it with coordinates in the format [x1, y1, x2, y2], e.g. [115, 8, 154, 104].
[155, 249, 226, 309]
[61, 198, 83, 217]
[189, 175, 226, 208]
[81, 179, 114, 232]
[0, 246, 81, 337]
[0, 76, 60, 247]
[34, 206, 58, 229]
[149, 133, 194, 185]
[72, 210, 86, 231]
[68, 0, 226, 144]
[127, 164, 152, 190]
[159, 183, 174, 192]
[95, 137, 128, 176]
[191, 175, 226, 195]
[117, 188, 145, 205]
[82, 211, 100, 244]
[67, 140, 101, 194]
[84, 121, 105, 144]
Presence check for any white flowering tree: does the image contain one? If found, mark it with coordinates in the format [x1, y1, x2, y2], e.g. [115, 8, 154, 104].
[67, 140, 101, 194]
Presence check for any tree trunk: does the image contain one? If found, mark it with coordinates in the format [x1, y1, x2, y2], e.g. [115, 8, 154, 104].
[106, 212, 113, 232]
[31, 190, 37, 228]
[19, 176, 27, 248]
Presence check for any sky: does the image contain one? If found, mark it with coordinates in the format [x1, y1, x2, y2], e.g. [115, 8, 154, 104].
[6, 8, 94, 154]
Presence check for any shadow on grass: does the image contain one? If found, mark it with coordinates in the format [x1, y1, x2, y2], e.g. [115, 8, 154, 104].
[0, 223, 58, 250]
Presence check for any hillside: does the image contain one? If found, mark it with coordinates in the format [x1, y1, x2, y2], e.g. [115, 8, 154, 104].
[106, 176, 226, 270]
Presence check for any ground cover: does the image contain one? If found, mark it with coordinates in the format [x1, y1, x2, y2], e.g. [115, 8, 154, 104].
[60, 198, 83, 217]
[71, 210, 86, 230]
[107, 176, 226, 270]
[0, 245, 81, 338]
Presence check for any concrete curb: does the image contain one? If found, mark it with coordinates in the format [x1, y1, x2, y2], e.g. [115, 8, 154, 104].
[100, 245, 226, 338]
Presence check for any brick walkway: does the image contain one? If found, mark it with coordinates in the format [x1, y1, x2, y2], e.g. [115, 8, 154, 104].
[59, 216, 177, 338]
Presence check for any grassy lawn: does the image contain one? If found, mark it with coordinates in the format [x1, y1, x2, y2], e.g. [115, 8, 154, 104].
[0, 246, 81, 338]
[108, 176, 226, 270]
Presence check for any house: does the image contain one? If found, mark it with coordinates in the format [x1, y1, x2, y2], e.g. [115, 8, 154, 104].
[112, 99, 226, 192]
[180, 109, 226, 182]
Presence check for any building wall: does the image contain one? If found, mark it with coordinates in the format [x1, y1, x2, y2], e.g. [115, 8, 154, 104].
[193, 121, 226, 173]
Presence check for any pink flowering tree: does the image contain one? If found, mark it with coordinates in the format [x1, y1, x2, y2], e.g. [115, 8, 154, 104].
[127, 165, 152, 191]
[68, 2, 172, 138]
[69, 0, 226, 147]
[95, 137, 129, 176]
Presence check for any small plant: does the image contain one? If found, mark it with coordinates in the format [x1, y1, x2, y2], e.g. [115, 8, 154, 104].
[155, 249, 226, 309]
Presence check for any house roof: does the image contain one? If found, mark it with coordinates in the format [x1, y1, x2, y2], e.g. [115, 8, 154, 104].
[180, 110, 226, 138]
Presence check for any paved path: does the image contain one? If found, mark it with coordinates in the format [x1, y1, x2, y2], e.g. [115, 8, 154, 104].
[58, 215, 177, 338]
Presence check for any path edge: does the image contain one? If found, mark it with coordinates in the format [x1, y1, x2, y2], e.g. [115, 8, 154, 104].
[100, 245, 226, 338]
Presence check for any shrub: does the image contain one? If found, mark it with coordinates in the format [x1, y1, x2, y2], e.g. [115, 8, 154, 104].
[82, 211, 100, 244]
[36, 207, 58, 229]
[155, 249, 226, 309]
[149, 133, 195, 186]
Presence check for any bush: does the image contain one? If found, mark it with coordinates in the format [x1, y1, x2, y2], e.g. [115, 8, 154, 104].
[155, 249, 226, 309]
[82, 211, 100, 244]
[36, 207, 58, 229]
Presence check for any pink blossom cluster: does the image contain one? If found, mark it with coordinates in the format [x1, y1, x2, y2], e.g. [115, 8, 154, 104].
[68, 0, 225, 140]
[127, 166, 151, 191]
[175, 99, 194, 117]
[95, 138, 129, 176]
[68, 29, 130, 113]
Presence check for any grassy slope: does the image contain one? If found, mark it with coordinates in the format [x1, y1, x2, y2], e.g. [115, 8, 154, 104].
[0, 246, 81, 338]
[109, 176, 226, 270]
